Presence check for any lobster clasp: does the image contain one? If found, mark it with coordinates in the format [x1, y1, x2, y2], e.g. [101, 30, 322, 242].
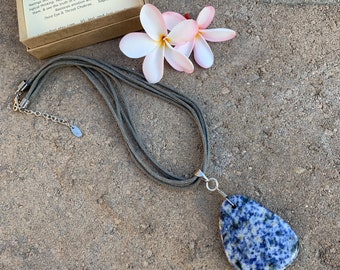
[13, 94, 20, 111]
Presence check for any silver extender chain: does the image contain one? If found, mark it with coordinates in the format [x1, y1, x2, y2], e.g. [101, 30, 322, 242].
[13, 102, 83, 138]
[14, 105, 71, 128]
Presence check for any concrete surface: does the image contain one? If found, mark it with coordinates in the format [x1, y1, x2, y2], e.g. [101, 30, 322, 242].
[0, 0, 339, 269]
[261, 0, 339, 4]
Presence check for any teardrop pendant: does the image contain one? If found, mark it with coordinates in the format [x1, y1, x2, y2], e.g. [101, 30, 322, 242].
[219, 195, 299, 270]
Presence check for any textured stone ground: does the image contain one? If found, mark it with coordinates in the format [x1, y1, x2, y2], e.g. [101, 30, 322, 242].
[0, 0, 339, 269]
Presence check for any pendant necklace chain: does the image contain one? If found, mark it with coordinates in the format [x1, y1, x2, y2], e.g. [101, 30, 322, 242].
[12, 55, 299, 270]
[14, 81, 231, 202]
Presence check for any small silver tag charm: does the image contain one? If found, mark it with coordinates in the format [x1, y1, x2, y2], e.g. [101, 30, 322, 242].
[71, 126, 83, 138]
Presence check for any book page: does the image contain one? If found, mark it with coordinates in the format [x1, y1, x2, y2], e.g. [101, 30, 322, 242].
[23, 0, 141, 38]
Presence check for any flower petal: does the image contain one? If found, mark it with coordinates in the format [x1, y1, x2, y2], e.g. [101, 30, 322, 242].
[175, 40, 195, 57]
[143, 46, 165, 83]
[167, 19, 198, 46]
[165, 43, 194, 73]
[140, 4, 167, 41]
[194, 34, 214, 68]
[119, 33, 157, 58]
[197, 6, 215, 29]
[200, 28, 236, 42]
[162, 11, 185, 30]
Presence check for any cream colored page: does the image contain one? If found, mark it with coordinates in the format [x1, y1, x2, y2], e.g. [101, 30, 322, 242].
[23, 0, 140, 38]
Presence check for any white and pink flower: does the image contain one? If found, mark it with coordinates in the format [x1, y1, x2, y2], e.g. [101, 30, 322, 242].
[119, 4, 198, 83]
[163, 6, 236, 69]
[119, 4, 236, 83]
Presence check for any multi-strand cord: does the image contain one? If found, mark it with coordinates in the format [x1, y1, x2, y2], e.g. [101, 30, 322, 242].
[13, 55, 210, 188]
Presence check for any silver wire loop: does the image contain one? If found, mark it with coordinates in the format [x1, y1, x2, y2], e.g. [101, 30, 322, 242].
[206, 177, 219, 192]
[195, 169, 236, 208]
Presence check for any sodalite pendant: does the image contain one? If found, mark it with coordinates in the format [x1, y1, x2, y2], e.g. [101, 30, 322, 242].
[220, 195, 299, 270]
[194, 170, 299, 269]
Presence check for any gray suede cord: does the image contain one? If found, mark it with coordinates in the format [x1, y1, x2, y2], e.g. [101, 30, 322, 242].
[21, 55, 210, 188]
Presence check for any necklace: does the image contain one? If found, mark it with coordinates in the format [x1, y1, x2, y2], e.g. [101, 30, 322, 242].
[13, 55, 299, 270]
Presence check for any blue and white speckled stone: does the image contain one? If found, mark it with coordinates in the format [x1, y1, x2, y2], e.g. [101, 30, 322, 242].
[220, 195, 299, 270]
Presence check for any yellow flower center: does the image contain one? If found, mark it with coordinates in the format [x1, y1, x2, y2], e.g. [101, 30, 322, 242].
[159, 34, 170, 46]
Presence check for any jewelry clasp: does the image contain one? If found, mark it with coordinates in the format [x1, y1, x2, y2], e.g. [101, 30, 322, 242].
[13, 80, 30, 111]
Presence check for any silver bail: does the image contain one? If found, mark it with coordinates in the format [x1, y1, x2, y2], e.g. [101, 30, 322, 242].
[195, 169, 236, 208]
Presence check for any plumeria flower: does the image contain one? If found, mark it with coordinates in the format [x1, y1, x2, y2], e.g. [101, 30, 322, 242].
[119, 4, 198, 83]
[163, 6, 236, 68]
